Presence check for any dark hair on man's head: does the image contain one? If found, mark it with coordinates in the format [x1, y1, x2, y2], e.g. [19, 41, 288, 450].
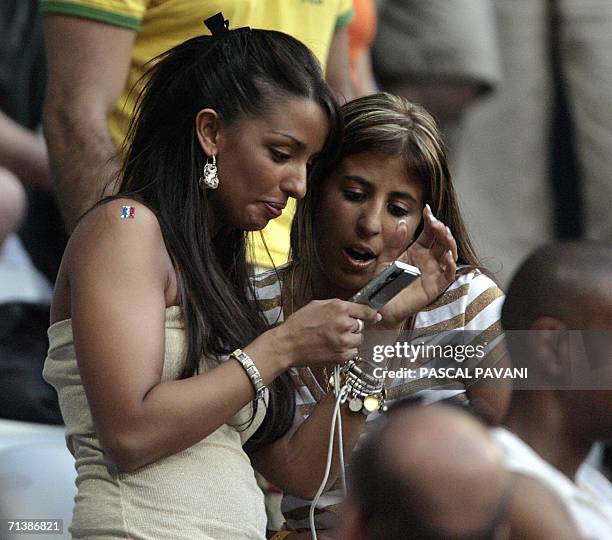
[110, 25, 340, 449]
[502, 241, 612, 365]
[503, 241, 612, 331]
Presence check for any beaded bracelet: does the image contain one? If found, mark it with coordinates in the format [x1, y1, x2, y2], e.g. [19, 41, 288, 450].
[329, 359, 387, 415]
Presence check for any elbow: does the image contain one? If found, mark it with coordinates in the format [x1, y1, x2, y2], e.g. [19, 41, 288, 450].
[42, 97, 64, 136]
[258, 453, 336, 500]
[43, 99, 78, 141]
[281, 471, 329, 501]
[291, 479, 334, 501]
[295, 484, 320, 501]
[100, 430, 150, 473]
[42, 101, 70, 167]
[43, 96, 93, 148]
[256, 464, 322, 500]
[109, 453, 141, 474]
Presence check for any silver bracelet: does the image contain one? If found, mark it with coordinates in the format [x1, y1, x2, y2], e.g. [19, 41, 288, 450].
[230, 348, 266, 401]
[327, 359, 387, 415]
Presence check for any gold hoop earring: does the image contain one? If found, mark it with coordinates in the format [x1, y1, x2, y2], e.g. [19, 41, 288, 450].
[199, 155, 219, 190]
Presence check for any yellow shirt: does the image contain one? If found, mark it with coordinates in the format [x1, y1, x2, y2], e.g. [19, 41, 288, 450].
[41, 0, 354, 267]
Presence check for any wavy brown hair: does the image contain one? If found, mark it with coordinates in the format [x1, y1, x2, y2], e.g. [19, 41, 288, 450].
[290, 92, 483, 310]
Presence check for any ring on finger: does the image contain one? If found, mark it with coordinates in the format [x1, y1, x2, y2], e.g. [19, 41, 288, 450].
[352, 318, 364, 334]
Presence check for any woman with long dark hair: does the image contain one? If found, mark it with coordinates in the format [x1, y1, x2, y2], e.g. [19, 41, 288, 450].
[43, 15, 379, 539]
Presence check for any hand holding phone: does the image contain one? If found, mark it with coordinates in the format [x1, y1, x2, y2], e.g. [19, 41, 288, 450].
[350, 261, 421, 310]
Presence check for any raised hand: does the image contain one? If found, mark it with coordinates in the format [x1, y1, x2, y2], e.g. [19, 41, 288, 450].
[378, 204, 457, 328]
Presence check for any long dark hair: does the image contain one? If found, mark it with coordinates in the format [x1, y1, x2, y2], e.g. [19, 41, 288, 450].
[291, 92, 483, 309]
[113, 23, 341, 449]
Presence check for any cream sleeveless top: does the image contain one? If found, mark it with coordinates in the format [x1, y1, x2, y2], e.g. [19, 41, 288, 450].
[43, 306, 268, 539]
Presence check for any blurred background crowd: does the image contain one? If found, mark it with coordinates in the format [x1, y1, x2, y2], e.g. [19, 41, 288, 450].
[5, 0, 612, 299]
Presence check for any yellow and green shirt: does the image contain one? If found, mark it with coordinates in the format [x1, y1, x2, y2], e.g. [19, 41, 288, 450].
[41, 0, 353, 267]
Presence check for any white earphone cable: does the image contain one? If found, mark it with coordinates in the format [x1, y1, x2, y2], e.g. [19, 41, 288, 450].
[309, 364, 349, 539]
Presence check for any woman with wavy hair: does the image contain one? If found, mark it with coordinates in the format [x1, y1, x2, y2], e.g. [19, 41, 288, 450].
[252, 92, 511, 535]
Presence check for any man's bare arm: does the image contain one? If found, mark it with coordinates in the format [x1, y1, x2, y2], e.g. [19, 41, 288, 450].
[43, 15, 135, 231]
[325, 26, 355, 103]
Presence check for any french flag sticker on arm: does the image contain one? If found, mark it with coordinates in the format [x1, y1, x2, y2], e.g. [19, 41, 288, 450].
[121, 205, 135, 219]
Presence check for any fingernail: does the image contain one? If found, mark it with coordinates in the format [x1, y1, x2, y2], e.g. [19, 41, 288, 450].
[398, 219, 407, 227]
[446, 226, 451, 234]
[425, 203, 431, 213]
[376, 313, 383, 322]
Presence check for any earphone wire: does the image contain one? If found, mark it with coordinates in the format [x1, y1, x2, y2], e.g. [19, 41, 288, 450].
[336, 365, 348, 496]
[309, 364, 349, 539]
[290, 269, 350, 538]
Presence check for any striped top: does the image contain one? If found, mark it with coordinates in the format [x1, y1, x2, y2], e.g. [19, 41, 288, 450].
[253, 264, 507, 531]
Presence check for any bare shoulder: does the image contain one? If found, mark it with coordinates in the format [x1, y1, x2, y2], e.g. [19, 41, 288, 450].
[67, 199, 164, 263]
[59, 199, 172, 312]
[73, 198, 160, 236]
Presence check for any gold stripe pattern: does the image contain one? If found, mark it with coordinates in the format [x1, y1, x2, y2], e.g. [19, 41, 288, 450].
[464, 286, 504, 325]
[421, 283, 470, 312]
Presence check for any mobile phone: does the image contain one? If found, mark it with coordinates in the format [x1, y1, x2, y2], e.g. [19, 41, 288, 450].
[350, 261, 421, 309]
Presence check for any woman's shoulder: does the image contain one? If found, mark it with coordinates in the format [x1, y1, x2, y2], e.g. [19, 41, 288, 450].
[452, 267, 504, 299]
[415, 268, 504, 331]
[69, 198, 160, 246]
[75, 198, 159, 233]
[425, 267, 501, 305]
[66, 198, 169, 277]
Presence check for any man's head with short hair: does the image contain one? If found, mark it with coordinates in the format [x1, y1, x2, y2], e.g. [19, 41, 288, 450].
[501, 241, 612, 443]
[339, 400, 581, 539]
[502, 241, 612, 333]
[341, 402, 510, 540]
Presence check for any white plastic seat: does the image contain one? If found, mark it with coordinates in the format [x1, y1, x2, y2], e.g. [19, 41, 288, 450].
[0, 419, 75, 539]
